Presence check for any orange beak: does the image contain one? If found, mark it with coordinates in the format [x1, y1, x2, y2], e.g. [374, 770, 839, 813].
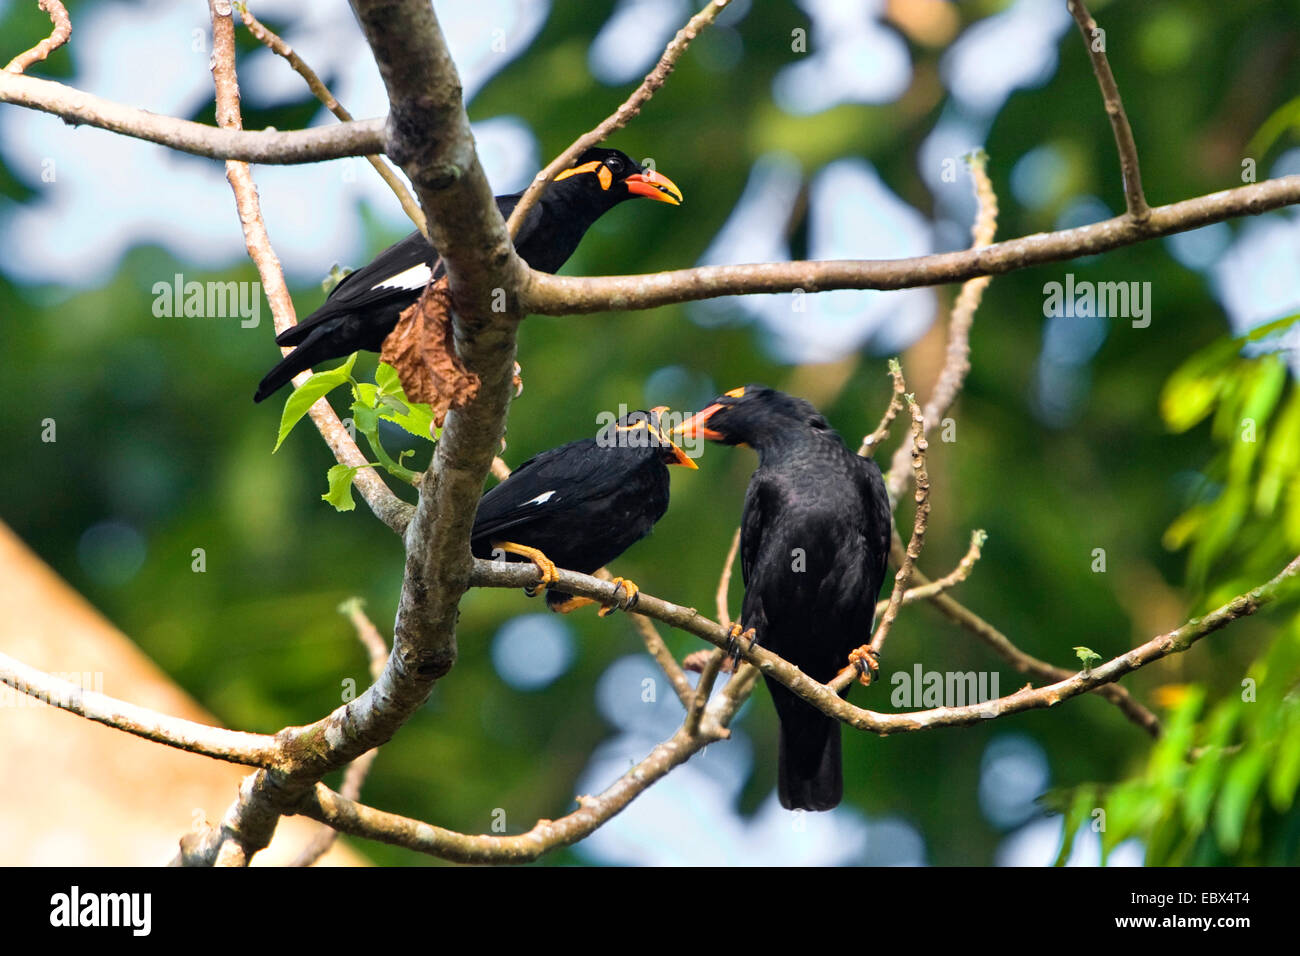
[623, 169, 683, 205]
[674, 403, 726, 442]
[649, 405, 698, 469]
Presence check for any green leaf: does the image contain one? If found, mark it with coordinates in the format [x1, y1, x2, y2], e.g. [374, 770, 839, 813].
[273, 353, 358, 452]
[321, 263, 353, 296]
[375, 361, 404, 397]
[1214, 749, 1269, 853]
[380, 400, 437, 442]
[350, 400, 381, 437]
[1269, 708, 1300, 812]
[1247, 93, 1300, 159]
[1073, 646, 1103, 670]
[322, 464, 360, 512]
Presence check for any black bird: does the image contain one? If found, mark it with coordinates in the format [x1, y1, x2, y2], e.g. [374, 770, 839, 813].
[472, 407, 697, 614]
[254, 148, 683, 402]
[677, 385, 891, 811]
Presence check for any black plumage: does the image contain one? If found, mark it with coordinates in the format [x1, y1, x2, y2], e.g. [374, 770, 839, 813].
[678, 385, 891, 811]
[472, 408, 697, 613]
[254, 148, 682, 402]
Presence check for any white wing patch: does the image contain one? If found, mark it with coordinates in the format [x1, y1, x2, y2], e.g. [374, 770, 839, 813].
[373, 263, 433, 292]
[523, 491, 556, 506]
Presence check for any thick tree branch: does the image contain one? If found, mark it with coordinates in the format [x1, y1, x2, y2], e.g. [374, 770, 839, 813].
[519, 175, 1300, 314]
[348, 0, 528, 697]
[0, 70, 386, 163]
[1069, 0, 1149, 221]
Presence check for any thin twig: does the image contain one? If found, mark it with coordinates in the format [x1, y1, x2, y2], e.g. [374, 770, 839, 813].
[0, 651, 279, 765]
[629, 613, 696, 709]
[504, 0, 731, 240]
[888, 529, 1160, 736]
[4, 0, 70, 74]
[290, 599, 390, 867]
[715, 526, 741, 628]
[1069, 0, 1149, 221]
[208, 9, 409, 533]
[234, 2, 427, 237]
[874, 529, 987, 615]
[887, 151, 996, 499]
[832, 392, 929, 693]
[859, 358, 906, 456]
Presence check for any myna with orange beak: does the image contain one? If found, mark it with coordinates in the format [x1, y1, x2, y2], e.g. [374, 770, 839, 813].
[471, 407, 697, 615]
[254, 148, 682, 402]
[676, 385, 891, 811]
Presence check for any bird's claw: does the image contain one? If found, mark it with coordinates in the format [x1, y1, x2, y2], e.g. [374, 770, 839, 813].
[725, 623, 757, 665]
[598, 577, 640, 617]
[521, 553, 559, 596]
[847, 646, 881, 687]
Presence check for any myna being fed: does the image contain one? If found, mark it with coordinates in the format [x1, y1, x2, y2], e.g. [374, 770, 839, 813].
[472, 408, 697, 615]
[254, 148, 682, 402]
[677, 385, 892, 811]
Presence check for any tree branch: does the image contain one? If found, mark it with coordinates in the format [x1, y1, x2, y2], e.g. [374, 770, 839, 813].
[4, 0, 71, 75]
[505, 0, 730, 240]
[235, 1, 427, 237]
[469, 550, 1279, 736]
[887, 151, 997, 498]
[0, 651, 279, 766]
[291, 720, 724, 864]
[519, 175, 1300, 314]
[1069, 0, 1149, 221]
[0, 70, 386, 163]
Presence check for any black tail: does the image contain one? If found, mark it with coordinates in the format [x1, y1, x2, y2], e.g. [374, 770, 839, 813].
[253, 326, 335, 403]
[769, 677, 842, 811]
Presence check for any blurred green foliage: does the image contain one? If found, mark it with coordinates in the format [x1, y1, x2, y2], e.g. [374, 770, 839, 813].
[4, 0, 1300, 864]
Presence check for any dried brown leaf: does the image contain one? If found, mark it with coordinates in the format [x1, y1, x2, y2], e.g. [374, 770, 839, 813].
[380, 276, 480, 426]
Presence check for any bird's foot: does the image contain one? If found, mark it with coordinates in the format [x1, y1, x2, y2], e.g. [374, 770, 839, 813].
[725, 623, 757, 666]
[845, 645, 881, 687]
[597, 577, 640, 617]
[549, 594, 597, 614]
[496, 542, 558, 596]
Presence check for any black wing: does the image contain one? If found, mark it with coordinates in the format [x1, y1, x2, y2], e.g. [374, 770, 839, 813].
[469, 437, 613, 543]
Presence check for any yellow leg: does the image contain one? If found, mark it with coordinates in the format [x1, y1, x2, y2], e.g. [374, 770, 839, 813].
[597, 577, 640, 617]
[844, 645, 881, 687]
[551, 595, 598, 614]
[494, 541, 558, 594]
[726, 623, 756, 663]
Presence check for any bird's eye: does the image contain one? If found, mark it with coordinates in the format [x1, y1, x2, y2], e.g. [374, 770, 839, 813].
[607, 157, 622, 172]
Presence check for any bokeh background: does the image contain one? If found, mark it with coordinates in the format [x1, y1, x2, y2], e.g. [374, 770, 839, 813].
[3, 0, 1300, 865]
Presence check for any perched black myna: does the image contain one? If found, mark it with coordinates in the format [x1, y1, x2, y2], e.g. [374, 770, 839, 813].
[472, 407, 697, 614]
[254, 148, 683, 402]
[677, 385, 891, 811]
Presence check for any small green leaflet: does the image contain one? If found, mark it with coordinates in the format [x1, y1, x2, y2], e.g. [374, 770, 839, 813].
[273, 353, 358, 452]
[323, 464, 361, 512]
[1073, 646, 1103, 671]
